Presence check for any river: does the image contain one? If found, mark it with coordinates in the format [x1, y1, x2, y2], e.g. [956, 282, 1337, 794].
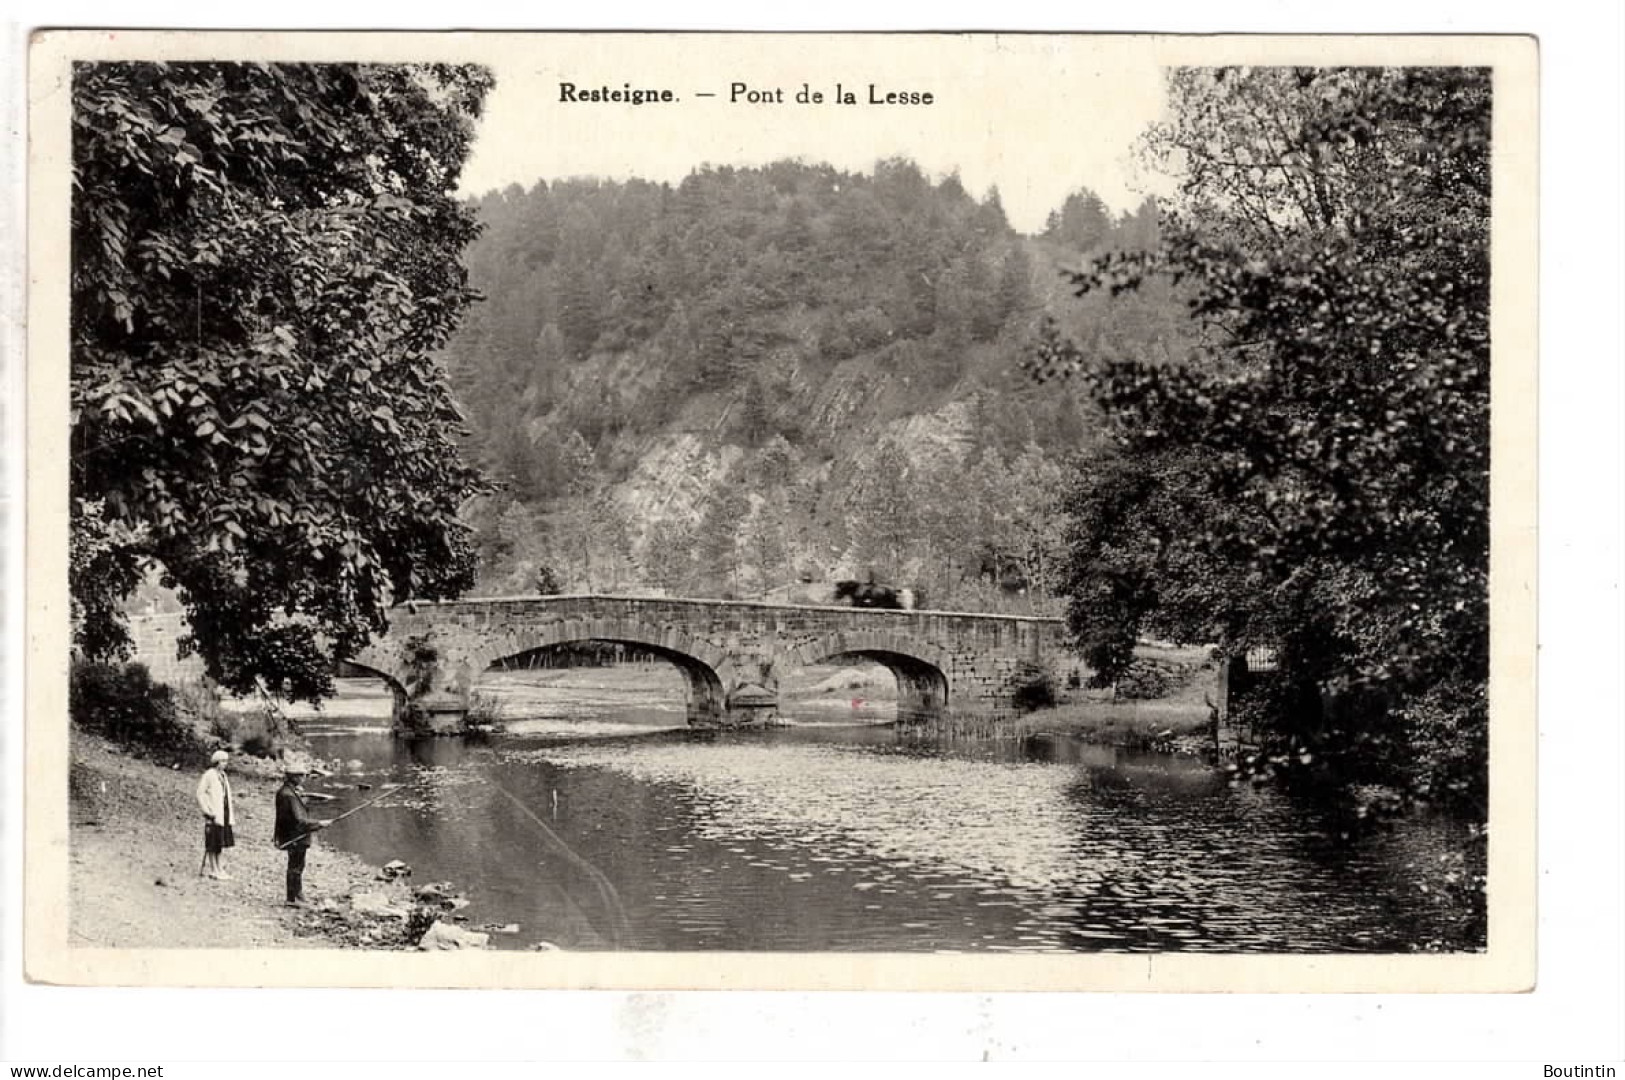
[295, 669, 1485, 953]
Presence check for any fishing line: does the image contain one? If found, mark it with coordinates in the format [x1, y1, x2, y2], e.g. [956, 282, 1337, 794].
[285, 767, 633, 947]
[491, 782, 633, 949]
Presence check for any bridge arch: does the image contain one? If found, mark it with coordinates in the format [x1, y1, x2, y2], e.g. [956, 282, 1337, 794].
[330, 656, 422, 729]
[463, 619, 733, 723]
[337, 659, 411, 703]
[789, 630, 953, 718]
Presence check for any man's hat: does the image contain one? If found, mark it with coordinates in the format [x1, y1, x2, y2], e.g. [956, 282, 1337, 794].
[210, 749, 231, 765]
[282, 752, 314, 775]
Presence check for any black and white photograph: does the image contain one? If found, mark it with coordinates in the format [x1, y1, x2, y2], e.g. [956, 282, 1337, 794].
[24, 31, 1537, 991]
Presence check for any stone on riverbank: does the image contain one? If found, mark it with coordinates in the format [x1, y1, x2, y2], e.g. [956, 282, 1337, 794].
[418, 920, 490, 951]
[349, 891, 410, 919]
[415, 881, 456, 903]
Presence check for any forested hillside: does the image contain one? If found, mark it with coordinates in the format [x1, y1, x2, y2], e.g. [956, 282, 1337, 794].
[444, 158, 1180, 610]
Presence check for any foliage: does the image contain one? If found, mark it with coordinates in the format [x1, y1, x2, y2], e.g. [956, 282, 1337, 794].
[69, 498, 145, 662]
[171, 678, 288, 758]
[403, 633, 439, 670]
[1113, 660, 1175, 701]
[1009, 661, 1058, 712]
[207, 707, 282, 758]
[71, 62, 495, 704]
[463, 690, 508, 731]
[169, 676, 223, 729]
[547, 431, 635, 590]
[694, 486, 752, 598]
[70, 660, 203, 760]
[1031, 67, 1491, 808]
[447, 159, 1160, 606]
[1057, 444, 1263, 685]
[532, 564, 563, 595]
[1043, 189, 1114, 253]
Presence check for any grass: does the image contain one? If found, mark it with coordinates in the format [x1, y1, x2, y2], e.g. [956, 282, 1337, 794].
[1001, 698, 1215, 748]
[1016, 648, 1217, 749]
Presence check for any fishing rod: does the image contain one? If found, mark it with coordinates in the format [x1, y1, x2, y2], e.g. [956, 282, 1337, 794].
[275, 777, 424, 850]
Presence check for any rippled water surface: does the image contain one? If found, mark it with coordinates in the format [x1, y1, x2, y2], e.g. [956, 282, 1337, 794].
[299, 672, 1480, 953]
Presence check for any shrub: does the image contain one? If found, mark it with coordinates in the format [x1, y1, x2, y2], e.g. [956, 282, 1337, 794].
[403, 634, 440, 696]
[168, 677, 288, 759]
[172, 677, 224, 732]
[463, 690, 507, 731]
[1010, 662, 1057, 712]
[212, 709, 282, 758]
[1114, 659, 1174, 700]
[70, 660, 203, 760]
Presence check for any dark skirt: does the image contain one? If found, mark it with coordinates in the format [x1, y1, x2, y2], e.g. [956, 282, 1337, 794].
[204, 822, 236, 853]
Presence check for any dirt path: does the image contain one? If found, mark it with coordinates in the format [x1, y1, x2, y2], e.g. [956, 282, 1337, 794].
[69, 734, 415, 949]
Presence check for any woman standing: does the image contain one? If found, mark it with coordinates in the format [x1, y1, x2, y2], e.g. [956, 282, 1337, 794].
[195, 749, 236, 880]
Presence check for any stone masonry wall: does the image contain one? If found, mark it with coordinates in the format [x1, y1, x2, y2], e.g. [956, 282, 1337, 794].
[125, 613, 208, 686]
[351, 595, 1069, 726]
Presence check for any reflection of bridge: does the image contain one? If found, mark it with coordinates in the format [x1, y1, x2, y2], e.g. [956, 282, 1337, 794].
[347, 595, 1070, 732]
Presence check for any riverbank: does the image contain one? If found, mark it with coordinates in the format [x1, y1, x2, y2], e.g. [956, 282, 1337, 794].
[1002, 697, 1215, 754]
[68, 731, 470, 950]
[914, 641, 1219, 754]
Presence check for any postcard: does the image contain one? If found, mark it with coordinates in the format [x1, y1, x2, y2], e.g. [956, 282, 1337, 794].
[25, 30, 1537, 991]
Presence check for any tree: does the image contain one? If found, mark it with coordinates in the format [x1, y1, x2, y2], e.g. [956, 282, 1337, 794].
[70, 62, 495, 703]
[1032, 67, 1492, 804]
[1006, 444, 1068, 610]
[976, 186, 1010, 237]
[640, 518, 696, 596]
[1043, 188, 1112, 253]
[842, 442, 922, 582]
[740, 495, 792, 597]
[737, 376, 773, 447]
[694, 487, 751, 597]
[995, 246, 1036, 327]
[483, 499, 563, 596]
[550, 430, 633, 590]
[1056, 444, 1265, 683]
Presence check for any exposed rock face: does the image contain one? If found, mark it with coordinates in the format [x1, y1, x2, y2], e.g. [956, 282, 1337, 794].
[618, 433, 744, 549]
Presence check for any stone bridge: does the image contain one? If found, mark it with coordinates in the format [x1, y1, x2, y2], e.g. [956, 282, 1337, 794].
[348, 594, 1071, 732]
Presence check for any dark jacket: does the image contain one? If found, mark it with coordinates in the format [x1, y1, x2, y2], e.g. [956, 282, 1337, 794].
[274, 782, 319, 849]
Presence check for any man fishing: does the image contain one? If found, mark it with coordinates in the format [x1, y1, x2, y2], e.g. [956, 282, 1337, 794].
[273, 755, 331, 906]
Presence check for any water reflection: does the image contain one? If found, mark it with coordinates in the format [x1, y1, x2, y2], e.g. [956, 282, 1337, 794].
[297, 674, 1483, 953]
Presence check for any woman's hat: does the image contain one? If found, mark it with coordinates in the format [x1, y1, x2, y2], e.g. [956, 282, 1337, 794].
[210, 749, 231, 765]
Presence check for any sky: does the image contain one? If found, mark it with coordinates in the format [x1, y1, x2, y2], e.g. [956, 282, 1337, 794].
[452, 35, 1172, 233]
